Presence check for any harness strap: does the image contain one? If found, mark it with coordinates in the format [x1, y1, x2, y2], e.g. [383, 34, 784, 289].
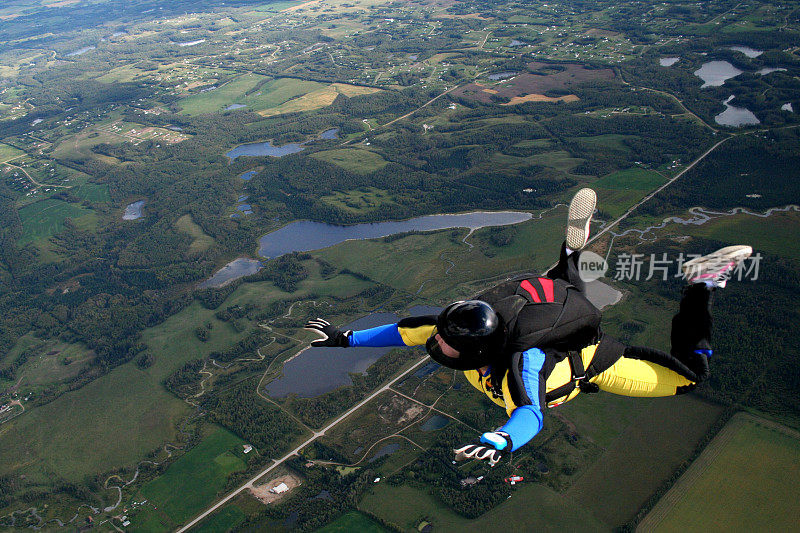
[545, 349, 600, 404]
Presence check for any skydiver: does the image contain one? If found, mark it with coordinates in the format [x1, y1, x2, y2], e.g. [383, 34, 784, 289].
[305, 189, 753, 466]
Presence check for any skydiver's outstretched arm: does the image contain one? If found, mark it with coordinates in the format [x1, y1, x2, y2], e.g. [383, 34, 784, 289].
[305, 316, 437, 348]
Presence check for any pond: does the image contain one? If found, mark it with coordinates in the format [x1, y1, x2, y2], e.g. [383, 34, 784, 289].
[583, 280, 622, 309]
[368, 443, 401, 462]
[178, 39, 206, 47]
[488, 71, 518, 81]
[263, 305, 436, 398]
[420, 415, 450, 431]
[198, 258, 262, 289]
[226, 140, 305, 161]
[782, 103, 794, 112]
[694, 61, 742, 88]
[509, 40, 527, 47]
[714, 95, 760, 127]
[319, 128, 339, 140]
[263, 312, 402, 398]
[122, 200, 145, 220]
[728, 45, 762, 58]
[239, 170, 257, 181]
[225, 103, 247, 110]
[659, 57, 679, 67]
[67, 46, 96, 57]
[257, 211, 532, 258]
[757, 67, 786, 76]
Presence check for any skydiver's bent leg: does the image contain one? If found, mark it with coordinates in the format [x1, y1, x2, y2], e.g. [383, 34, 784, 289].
[591, 353, 697, 397]
[546, 242, 586, 292]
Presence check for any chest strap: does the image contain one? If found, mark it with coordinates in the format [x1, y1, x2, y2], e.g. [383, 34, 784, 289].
[545, 350, 600, 404]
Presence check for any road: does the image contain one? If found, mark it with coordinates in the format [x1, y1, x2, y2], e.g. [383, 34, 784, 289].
[176, 356, 430, 532]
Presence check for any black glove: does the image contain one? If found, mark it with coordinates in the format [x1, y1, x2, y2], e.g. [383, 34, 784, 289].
[453, 432, 511, 467]
[304, 318, 351, 347]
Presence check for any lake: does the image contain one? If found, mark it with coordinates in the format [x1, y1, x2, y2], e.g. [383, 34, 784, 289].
[257, 211, 533, 258]
[694, 61, 742, 88]
[714, 95, 760, 127]
[226, 140, 305, 161]
[320, 128, 339, 140]
[122, 200, 145, 220]
[659, 57, 680, 67]
[67, 46, 96, 57]
[368, 443, 400, 462]
[728, 45, 762, 58]
[757, 67, 786, 76]
[225, 103, 247, 110]
[488, 71, 518, 80]
[584, 280, 622, 309]
[420, 415, 450, 431]
[198, 258, 262, 289]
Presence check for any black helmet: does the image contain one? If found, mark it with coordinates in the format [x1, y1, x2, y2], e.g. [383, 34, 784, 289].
[426, 300, 506, 370]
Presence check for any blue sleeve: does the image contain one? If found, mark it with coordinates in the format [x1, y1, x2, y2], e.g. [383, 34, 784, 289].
[348, 323, 405, 347]
[498, 347, 545, 451]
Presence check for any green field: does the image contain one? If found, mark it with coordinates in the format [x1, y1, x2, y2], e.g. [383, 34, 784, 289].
[311, 149, 388, 174]
[594, 167, 665, 190]
[174, 214, 215, 253]
[17, 198, 97, 245]
[0, 334, 94, 389]
[317, 511, 388, 532]
[0, 361, 191, 485]
[361, 482, 608, 532]
[130, 428, 247, 531]
[687, 210, 800, 261]
[566, 395, 724, 528]
[178, 75, 327, 116]
[0, 143, 24, 162]
[71, 180, 111, 203]
[646, 415, 800, 532]
[320, 187, 397, 213]
[193, 505, 246, 533]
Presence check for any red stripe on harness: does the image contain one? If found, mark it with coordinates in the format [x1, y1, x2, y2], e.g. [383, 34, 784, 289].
[520, 279, 541, 303]
[538, 277, 555, 302]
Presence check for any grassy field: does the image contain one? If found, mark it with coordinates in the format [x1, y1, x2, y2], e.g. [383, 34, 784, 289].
[174, 214, 215, 253]
[0, 333, 94, 389]
[130, 428, 247, 531]
[257, 82, 379, 117]
[178, 75, 331, 116]
[70, 177, 110, 203]
[17, 198, 97, 245]
[318, 511, 387, 532]
[594, 167, 665, 190]
[361, 482, 608, 532]
[0, 143, 24, 162]
[566, 395, 724, 528]
[320, 187, 396, 213]
[644, 414, 800, 533]
[316, 208, 566, 301]
[687, 210, 800, 261]
[178, 73, 268, 115]
[311, 149, 388, 174]
[192, 505, 246, 533]
[0, 361, 191, 486]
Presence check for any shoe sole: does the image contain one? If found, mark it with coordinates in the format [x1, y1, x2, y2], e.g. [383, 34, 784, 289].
[566, 188, 597, 250]
[682, 245, 753, 281]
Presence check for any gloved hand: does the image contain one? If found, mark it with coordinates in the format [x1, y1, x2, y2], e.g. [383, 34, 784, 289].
[304, 318, 351, 347]
[453, 431, 512, 467]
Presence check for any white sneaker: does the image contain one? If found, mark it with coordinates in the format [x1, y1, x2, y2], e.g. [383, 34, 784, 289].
[681, 245, 753, 288]
[566, 188, 597, 251]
